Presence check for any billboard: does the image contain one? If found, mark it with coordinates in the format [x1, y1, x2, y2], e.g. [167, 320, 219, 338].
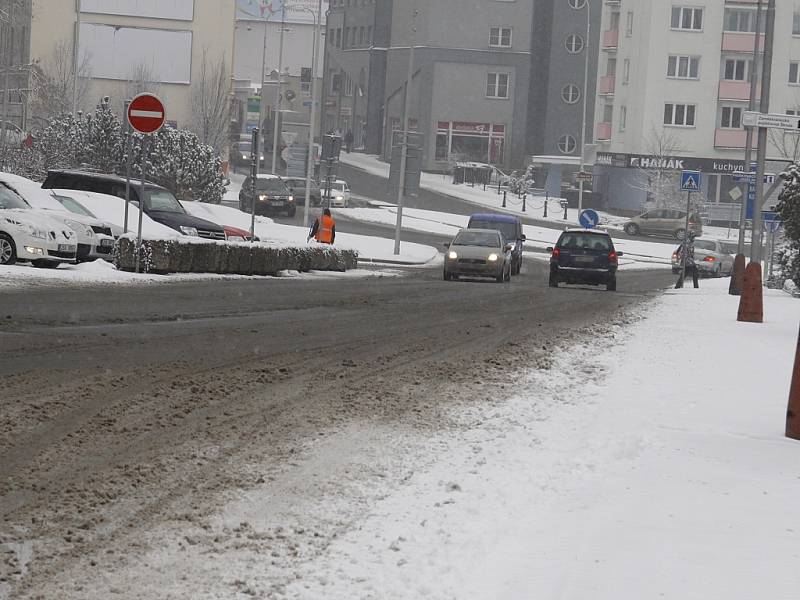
[236, 0, 329, 25]
[81, 0, 194, 20]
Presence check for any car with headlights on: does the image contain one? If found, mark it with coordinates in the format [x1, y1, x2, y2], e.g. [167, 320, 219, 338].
[467, 213, 526, 275]
[231, 141, 264, 172]
[239, 174, 296, 217]
[548, 228, 622, 291]
[321, 179, 351, 208]
[0, 184, 77, 267]
[671, 238, 734, 277]
[282, 176, 321, 207]
[443, 228, 512, 283]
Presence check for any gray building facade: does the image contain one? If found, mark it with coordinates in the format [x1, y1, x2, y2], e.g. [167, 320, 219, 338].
[323, 0, 601, 172]
[1, 0, 32, 139]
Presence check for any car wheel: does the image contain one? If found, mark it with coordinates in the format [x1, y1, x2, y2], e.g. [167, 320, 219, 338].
[0, 233, 16, 265]
[606, 276, 617, 291]
[548, 272, 559, 288]
[674, 228, 686, 240]
[624, 223, 640, 236]
[504, 265, 511, 282]
[495, 270, 505, 283]
[32, 260, 60, 269]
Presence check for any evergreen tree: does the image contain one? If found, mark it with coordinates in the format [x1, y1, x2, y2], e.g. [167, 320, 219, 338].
[775, 163, 800, 286]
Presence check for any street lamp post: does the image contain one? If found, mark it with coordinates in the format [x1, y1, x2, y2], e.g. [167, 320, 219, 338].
[256, 16, 268, 166]
[394, 2, 417, 256]
[72, 0, 81, 114]
[271, 7, 287, 174]
[577, 0, 591, 217]
[302, 0, 323, 228]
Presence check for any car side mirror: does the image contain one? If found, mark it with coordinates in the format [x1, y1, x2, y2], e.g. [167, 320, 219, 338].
[546, 246, 553, 252]
[520, 234, 527, 241]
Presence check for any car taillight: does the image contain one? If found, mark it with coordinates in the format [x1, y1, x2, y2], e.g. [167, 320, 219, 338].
[671, 252, 678, 260]
[703, 256, 716, 262]
[608, 250, 618, 264]
[551, 247, 560, 259]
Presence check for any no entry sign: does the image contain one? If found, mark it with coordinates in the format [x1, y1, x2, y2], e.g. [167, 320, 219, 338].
[127, 93, 166, 134]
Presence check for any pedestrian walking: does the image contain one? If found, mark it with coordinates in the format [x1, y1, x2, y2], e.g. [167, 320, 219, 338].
[675, 232, 699, 289]
[308, 208, 336, 244]
[344, 129, 354, 153]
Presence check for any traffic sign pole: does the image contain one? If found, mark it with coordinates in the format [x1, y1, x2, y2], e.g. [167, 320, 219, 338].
[123, 98, 132, 234]
[250, 128, 260, 241]
[135, 136, 148, 274]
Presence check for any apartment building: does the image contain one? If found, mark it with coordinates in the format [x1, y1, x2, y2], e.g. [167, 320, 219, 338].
[30, 0, 235, 130]
[323, 0, 601, 172]
[592, 0, 798, 212]
[0, 0, 32, 139]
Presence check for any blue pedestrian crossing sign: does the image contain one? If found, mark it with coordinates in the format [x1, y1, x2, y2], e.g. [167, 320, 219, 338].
[680, 170, 701, 191]
[579, 209, 600, 229]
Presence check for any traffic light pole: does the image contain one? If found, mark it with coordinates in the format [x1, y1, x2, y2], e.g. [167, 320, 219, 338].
[394, 2, 417, 256]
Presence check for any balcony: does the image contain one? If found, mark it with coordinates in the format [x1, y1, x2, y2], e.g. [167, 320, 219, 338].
[714, 128, 747, 149]
[598, 75, 616, 95]
[596, 122, 612, 141]
[722, 32, 765, 53]
[718, 80, 760, 101]
[603, 29, 619, 49]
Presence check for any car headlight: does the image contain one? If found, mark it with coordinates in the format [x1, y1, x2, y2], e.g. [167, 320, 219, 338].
[259, 155, 265, 160]
[180, 226, 199, 236]
[488, 253, 499, 261]
[288, 196, 295, 202]
[448, 251, 458, 260]
[335, 196, 344, 201]
[241, 153, 248, 159]
[22, 223, 48, 239]
[259, 194, 268, 201]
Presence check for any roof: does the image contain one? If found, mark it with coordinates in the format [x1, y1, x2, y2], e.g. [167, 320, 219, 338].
[45, 169, 165, 189]
[254, 173, 281, 179]
[469, 212, 520, 224]
[563, 227, 611, 235]
[457, 227, 502, 237]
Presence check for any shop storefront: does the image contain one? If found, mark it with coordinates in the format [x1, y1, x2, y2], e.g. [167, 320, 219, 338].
[435, 121, 506, 166]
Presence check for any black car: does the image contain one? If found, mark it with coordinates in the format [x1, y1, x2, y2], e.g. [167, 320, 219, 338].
[548, 229, 622, 291]
[239, 175, 296, 217]
[281, 176, 321, 207]
[41, 170, 226, 240]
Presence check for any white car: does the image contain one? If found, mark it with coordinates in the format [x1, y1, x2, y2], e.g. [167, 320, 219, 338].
[0, 185, 77, 267]
[322, 179, 351, 208]
[0, 173, 113, 262]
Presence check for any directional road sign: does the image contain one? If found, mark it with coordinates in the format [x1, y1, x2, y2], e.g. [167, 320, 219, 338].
[680, 170, 701, 191]
[575, 171, 593, 182]
[578, 208, 600, 229]
[743, 111, 800, 130]
[127, 93, 166, 134]
[732, 172, 776, 184]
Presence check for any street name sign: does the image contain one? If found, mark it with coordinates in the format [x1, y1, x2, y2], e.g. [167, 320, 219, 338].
[742, 111, 800, 130]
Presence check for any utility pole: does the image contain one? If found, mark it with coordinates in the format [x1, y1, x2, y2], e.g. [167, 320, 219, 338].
[577, 0, 591, 217]
[752, 0, 776, 266]
[271, 6, 286, 174]
[1, 0, 14, 162]
[257, 16, 268, 166]
[738, 0, 763, 257]
[303, 0, 323, 228]
[72, 0, 81, 114]
[393, 2, 416, 256]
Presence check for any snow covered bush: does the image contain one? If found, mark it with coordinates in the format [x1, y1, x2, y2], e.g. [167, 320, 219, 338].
[775, 162, 800, 288]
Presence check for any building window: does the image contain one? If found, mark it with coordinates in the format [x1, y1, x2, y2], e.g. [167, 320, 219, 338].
[788, 109, 800, 116]
[435, 121, 505, 163]
[667, 55, 699, 79]
[486, 73, 510, 98]
[568, 0, 587, 9]
[664, 102, 696, 126]
[622, 58, 630, 84]
[489, 27, 512, 48]
[561, 84, 581, 104]
[619, 106, 627, 132]
[626, 11, 634, 36]
[564, 34, 584, 54]
[720, 106, 743, 129]
[344, 75, 353, 96]
[794, 12, 800, 36]
[557, 134, 577, 154]
[724, 8, 760, 33]
[671, 6, 703, 31]
[791, 62, 800, 85]
[723, 58, 750, 81]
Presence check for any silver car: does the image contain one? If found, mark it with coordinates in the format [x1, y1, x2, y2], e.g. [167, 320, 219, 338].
[671, 238, 734, 277]
[444, 228, 512, 283]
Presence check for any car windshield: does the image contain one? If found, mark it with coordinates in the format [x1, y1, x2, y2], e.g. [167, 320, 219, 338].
[237, 143, 252, 152]
[470, 219, 517, 240]
[145, 189, 185, 213]
[0, 184, 30, 209]
[453, 231, 501, 247]
[558, 233, 612, 251]
[694, 240, 717, 251]
[256, 179, 289, 193]
[54, 195, 96, 218]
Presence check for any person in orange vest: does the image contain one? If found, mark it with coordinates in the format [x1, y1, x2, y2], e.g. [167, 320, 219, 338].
[308, 208, 336, 244]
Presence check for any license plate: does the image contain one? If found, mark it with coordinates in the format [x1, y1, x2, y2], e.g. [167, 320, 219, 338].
[100, 238, 114, 247]
[272, 200, 285, 206]
[58, 244, 76, 252]
[575, 256, 595, 263]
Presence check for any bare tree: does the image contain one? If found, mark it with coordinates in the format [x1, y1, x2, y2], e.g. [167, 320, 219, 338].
[190, 49, 230, 156]
[629, 126, 687, 210]
[29, 40, 91, 122]
[123, 63, 161, 101]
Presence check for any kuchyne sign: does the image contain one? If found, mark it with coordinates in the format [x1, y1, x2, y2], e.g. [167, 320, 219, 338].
[596, 152, 750, 174]
[236, 0, 329, 24]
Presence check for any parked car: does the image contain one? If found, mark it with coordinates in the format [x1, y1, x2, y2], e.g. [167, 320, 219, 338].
[51, 193, 123, 238]
[222, 225, 258, 242]
[548, 228, 622, 291]
[671, 238, 734, 277]
[0, 173, 111, 262]
[239, 174, 296, 217]
[467, 213, 526, 275]
[321, 179, 351, 208]
[623, 208, 703, 240]
[0, 183, 77, 267]
[443, 228, 513, 283]
[282, 176, 321, 207]
[41, 170, 226, 240]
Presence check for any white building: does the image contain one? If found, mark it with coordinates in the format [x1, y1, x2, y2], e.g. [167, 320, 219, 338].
[592, 0, 799, 213]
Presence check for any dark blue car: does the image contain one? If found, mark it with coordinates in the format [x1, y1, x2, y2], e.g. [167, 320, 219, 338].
[548, 229, 622, 291]
[467, 213, 526, 275]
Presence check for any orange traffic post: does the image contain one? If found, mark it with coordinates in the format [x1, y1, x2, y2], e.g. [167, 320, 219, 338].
[729, 253, 746, 296]
[737, 262, 763, 323]
[787, 324, 800, 440]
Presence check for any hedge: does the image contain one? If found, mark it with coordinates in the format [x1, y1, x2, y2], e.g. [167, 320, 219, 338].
[114, 237, 358, 275]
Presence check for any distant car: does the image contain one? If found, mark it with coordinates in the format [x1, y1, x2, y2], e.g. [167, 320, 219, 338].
[671, 238, 734, 277]
[467, 213, 526, 275]
[624, 208, 703, 240]
[548, 228, 622, 291]
[322, 179, 351, 208]
[41, 169, 226, 240]
[281, 176, 321, 207]
[0, 184, 77, 267]
[231, 141, 264, 172]
[223, 225, 257, 242]
[239, 174, 296, 217]
[443, 228, 512, 283]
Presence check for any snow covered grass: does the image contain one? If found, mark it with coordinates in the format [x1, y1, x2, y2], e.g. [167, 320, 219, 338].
[276, 278, 800, 599]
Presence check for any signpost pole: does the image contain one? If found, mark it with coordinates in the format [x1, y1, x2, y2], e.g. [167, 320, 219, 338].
[123, 98, 132, 234]
[394, 1, 416, 256]
[271, 7, 286, 174]
[250, 128, 260, 241]
[135, 136, 148, 274]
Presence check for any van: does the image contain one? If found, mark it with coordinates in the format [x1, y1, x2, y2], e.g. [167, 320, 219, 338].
[467, 213, 526, 274]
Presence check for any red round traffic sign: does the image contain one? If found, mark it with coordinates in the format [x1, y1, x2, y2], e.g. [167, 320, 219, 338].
[127, 93, 166, 134]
